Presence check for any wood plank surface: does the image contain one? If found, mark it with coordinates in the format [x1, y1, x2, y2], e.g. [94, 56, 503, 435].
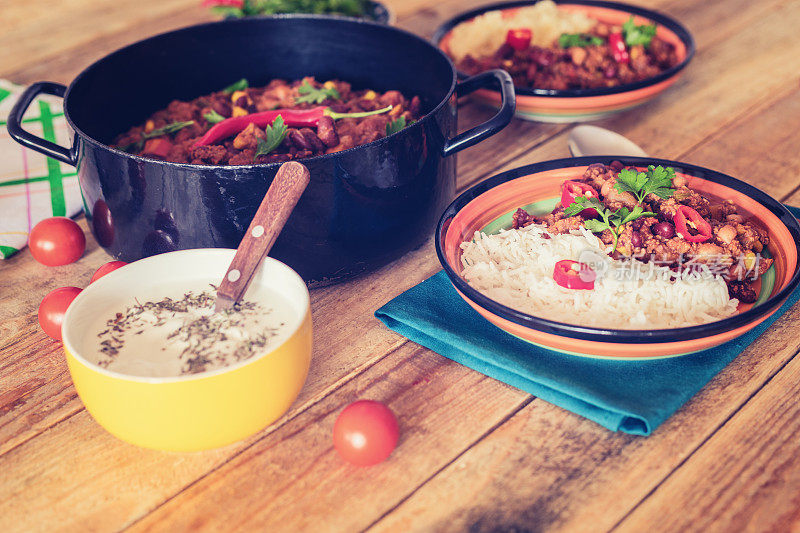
[2, 0, 800, 531]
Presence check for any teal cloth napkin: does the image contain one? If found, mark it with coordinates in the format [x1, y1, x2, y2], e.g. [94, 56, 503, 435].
[375, 207, 800, 435]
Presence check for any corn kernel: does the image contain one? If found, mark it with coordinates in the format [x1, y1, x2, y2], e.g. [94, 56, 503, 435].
[744, 252, 756, 270]
[231, 90, 248, 103]
[232, 106, 248, 117]
[323, 81, 337, 90]
[363, 90, 377, 100]
[144, 120, 155, 133]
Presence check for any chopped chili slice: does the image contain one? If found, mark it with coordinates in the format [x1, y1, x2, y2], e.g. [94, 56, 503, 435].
[560, 180, 599, 217]
[673, 205, 712, 243]
[553, 259, 596, 290]
[609, 32, 630, 64]
[506, 28, 532, 51]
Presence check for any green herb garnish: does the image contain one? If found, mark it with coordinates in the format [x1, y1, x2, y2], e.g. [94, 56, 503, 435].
[203, 110, 226, 124]
[209, 0, 372, 19]
[254, 116, 288, 161]
[295, 80, 340, 104]
[386, 116, 407, 136]
[615, 165, 676, 203]
[222, 78, 249, 94]
[564, 197, 656, 253]
[558, 33, 604, 48]
[622, 16, 657, 48]
[144, 120, 195, 139]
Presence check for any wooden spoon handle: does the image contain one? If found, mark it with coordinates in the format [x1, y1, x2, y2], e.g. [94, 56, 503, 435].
[215, 161, 310, 311]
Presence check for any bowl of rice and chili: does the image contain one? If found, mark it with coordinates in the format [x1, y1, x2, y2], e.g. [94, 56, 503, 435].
[434, 0, 694, 122]
[436, 157, 800, 359]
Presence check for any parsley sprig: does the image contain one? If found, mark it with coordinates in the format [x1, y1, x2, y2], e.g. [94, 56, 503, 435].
[622, 16, 657, 48]
[295, 80, 340, 104]
[558, 33, 604, 48]
[563, 197, 656, 253]
[254, 116, 288, 161]
[386, 116, 414, 136]
[614, 165, 676, 203]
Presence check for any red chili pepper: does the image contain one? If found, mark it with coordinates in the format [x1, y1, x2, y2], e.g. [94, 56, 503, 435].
[192, 105, 393, 148]
[673, 205, 712, 243]
[142, 138, 172, 158]
[609, 32, 630, 64]
[505, 28, 532, 51]
[560, 180, 599, 217]
[553, 260, 596, 290]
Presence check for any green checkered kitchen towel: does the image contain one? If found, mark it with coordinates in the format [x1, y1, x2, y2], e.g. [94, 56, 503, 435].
[0, 80, 81, 259]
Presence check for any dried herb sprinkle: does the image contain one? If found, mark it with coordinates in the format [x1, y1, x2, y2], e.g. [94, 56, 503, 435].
[96, 287, 284, 375]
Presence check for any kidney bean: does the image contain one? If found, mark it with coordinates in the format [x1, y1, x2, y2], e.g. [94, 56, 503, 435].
[631, 231, 643, 248]
[316, 116, 339, 147]
[299, 128, 326, 152]
[288, 129, 314, 152]
[654, 221, 675, 238]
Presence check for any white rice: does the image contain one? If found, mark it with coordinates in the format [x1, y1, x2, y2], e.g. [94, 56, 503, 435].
[447, 1, 596, 61]
[460, 224, 739, 329]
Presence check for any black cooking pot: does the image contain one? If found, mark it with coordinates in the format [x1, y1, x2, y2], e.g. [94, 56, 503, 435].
[8, 16, 514, 286]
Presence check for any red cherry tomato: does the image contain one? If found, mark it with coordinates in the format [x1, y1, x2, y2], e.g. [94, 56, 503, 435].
[29, 217, 86, 266]
[673, 205, 712, 243]
[90, 261, 128, 283]
[333, 400, 399, 466]
[505, 28, 532, 51]
[38, 286, 82, 341]
[560, 180, 599, 217]
[553, 260, 596, 290]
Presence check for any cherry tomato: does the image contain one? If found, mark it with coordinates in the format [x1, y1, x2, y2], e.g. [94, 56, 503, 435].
[90, 261, 128, 283]
[333, 400, 399, 466]
[29, 217, 86, 266]
[553, 260, 596, 290]
[505, 28, 532, 51]
[38, 286, 82, 341]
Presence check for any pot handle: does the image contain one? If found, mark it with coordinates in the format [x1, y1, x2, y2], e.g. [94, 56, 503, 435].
[442, 69, 516, 157]
[6, 82, 78, 166]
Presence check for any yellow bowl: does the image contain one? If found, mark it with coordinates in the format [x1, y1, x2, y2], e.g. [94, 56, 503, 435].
[62, 249, 312, 452]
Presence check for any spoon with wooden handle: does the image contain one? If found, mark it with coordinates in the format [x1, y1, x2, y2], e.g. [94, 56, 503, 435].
[215, 161, 311, 312]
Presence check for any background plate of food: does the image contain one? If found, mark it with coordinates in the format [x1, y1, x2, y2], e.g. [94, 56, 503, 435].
[436, 157, 800, 359]
[434, 0, 694, 122]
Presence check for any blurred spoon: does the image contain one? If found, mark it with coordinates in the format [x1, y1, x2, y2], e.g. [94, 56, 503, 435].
[568, 125, 649, 158]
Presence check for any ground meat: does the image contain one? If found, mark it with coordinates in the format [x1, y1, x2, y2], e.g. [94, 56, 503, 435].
[728, 281, 758, 303]
[114, 78, 423, 166]
[457, 22, 679, 91]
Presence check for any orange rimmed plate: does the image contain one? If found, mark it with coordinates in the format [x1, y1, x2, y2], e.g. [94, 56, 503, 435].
[434, 0, 695, 122]
[435, 158, 800, 359]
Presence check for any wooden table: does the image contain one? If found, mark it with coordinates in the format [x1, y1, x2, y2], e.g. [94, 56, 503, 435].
[3, 0, 800, 531]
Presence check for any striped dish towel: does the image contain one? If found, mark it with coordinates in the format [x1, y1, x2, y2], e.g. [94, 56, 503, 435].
[0, 80, 83, 259]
